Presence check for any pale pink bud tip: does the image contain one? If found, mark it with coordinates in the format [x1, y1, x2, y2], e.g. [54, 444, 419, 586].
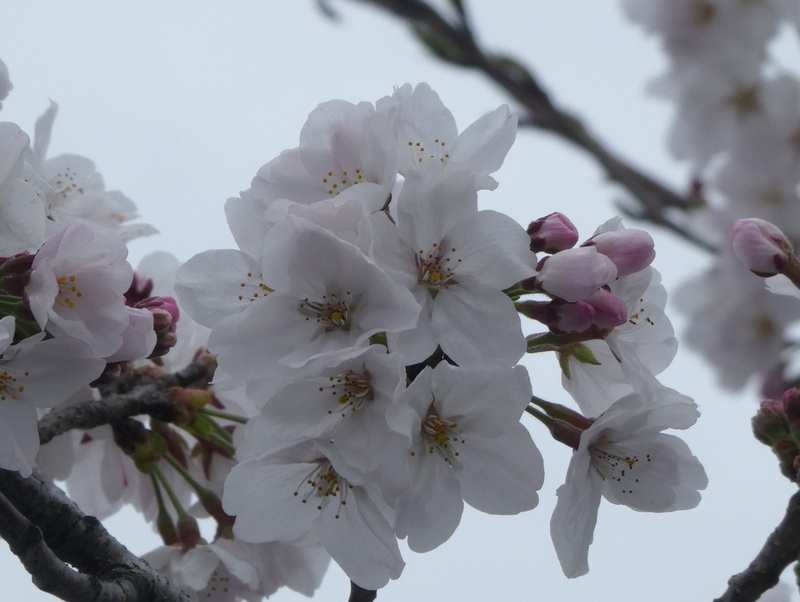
[527, 212, 579, 254]
[583, 229, 655, 277]
[731, 218, 793, 277]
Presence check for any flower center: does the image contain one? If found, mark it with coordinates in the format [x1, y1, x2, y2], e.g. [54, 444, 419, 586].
[50, 165, 84, 203]
[299, 292, 352, 330]
[627, 296, 656, 329]
[406, 138, 450, 165]
[422, 411, 464, 465]
[322, 168, 364, 197]
[55, 274, 83, 309]
[590, 440, 652, 495]
[292, 460, 353, 519]
[415, 241, 460, 290]
[0, 366, 29, 402]
[318, 369, 373, 416]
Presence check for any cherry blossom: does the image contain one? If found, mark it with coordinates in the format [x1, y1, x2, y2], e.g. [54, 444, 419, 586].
[383, 362, 544, 553]
[550, 391, 707, 578]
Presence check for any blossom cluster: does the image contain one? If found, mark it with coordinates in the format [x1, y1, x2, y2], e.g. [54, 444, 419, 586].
[0, 54, 707, 599]
[175, 83, 707, 587]
[622, 0, 800, 392]
[0, 98, 169, 477]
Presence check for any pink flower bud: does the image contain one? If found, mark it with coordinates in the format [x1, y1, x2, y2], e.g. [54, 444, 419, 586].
[527, 212, 580, 253]
[731, 218, 793, 276]
[752, 399, 790, 445]
[135, 296, 180, 358]
[583, 288, 628, 329]
[583, 229, 655, 277]
[551, 300, 596, 333]
[534, 247, 617, 302]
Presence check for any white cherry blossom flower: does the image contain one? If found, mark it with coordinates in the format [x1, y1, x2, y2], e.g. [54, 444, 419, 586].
[371, 169, 534, 366]
[550, 390, 707, 578]
[377, 83, 517, 190]
[383, 362, 543, 553]
[0, 316, 104, 476]
[0, 122, 47, 255]
[239, 345, 408, 473]
[26, 224, 133, 358]
[561, 267, 677, 416]
[249, 99, 398, 213]
[223, 441, 404, 590]
[30, 102, 156, 241]
[207, 215, 419, 400]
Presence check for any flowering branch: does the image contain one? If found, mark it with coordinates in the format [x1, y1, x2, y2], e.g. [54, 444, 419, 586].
[38, 356, 216, 445]
[342, 0, 713, 251]
[715, 489, 800, 602]
[0, 469, 190, 602]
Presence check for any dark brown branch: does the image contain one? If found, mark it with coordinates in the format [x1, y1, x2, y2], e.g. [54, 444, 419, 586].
[0, 488, 102, 601]
[0, 469, 190, 602]
[38, 357, 216, 445]
[714, 489, 800, 602]
[349, 581, 378, 602]
[347, 0, 714, 252]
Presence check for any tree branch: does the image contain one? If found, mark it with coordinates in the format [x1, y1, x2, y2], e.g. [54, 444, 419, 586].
[714, 489, 800, 602]
[0, 488, 104, 601]
[345, 0, 714, 251]
[38, 357, 216, 445]
[349, 581, 378, 602]
[0, 469, 190, 602]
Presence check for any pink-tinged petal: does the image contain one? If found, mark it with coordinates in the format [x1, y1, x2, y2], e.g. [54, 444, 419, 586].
[458, 424, 543, 514]
[224, 460, 320, 544]
[396, 169, 479, 254]
[550, 472, 603, 579]
[536, 247, 618, 302]
[0, 122, 28, 182]
[4, 335, 105, 408]
[433, 363, 531, 437]
[433, 283, 525, 366]
[176, 249, 267, 328]
[449, 105, 517, 184]
[394, 449, 464, 553]
[320, 486, 404, 590]
[446, 209, 536, 288]
[599, 433, 707, 512]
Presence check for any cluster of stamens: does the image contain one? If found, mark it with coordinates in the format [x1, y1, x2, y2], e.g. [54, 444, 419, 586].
[416, 241, 460, 290]
[50, 165, 85, 202]
[318, 369, 373, 416]
[299, 292, 352, 330]
[406, 138, 450, 165]
[236, 271, 272, 303]
[590, 439, 652, 495]
[0, 367, 28, 402]
[322, 168, 364, 197]
[55, 274, 82, 309]
[421, 410, 463, 465]
[293, 460, 353, 519]
[628, 297, 655, 328]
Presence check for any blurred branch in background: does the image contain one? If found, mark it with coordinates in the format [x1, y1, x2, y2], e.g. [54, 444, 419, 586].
[337, 0, 714, 252]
